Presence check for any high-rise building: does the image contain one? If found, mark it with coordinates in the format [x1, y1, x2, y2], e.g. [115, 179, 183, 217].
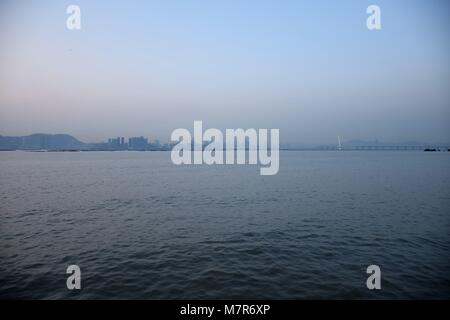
[129, 136, 148, 149]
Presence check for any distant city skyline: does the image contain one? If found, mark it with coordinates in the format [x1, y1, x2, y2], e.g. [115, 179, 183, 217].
[1, 0, 450, 144]
[0, 132, 172, 151]
[1, 132, 449, 151]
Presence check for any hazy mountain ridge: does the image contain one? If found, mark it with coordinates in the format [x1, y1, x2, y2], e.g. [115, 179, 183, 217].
[0, 134, 87, 150]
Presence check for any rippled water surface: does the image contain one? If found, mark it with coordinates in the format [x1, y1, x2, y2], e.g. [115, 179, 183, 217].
[0, 151, 449, 299]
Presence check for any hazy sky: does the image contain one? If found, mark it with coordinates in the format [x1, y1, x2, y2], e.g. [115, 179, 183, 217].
[0, 0, 449, 145]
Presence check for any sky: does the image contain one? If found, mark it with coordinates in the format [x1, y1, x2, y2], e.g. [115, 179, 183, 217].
[0, 0, 449, 145]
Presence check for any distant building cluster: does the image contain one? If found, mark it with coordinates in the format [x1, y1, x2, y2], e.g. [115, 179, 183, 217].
[128, 136, 147, 149]
[108, 137, 126, 148]
[98, 136, 169, 151]
[0, 133, 172, 151]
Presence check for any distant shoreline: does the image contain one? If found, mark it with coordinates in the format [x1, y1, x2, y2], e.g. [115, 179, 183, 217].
[1, 148, 449, 152]
[0, 149, 171, 152]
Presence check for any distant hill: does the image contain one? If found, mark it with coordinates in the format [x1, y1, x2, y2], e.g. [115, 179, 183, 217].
[0, 134, 87, 150]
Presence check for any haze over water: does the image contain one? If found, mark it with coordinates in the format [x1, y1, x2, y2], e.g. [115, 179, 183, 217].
[1, 0, 450, 145]
[1, 151, 449, 299]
